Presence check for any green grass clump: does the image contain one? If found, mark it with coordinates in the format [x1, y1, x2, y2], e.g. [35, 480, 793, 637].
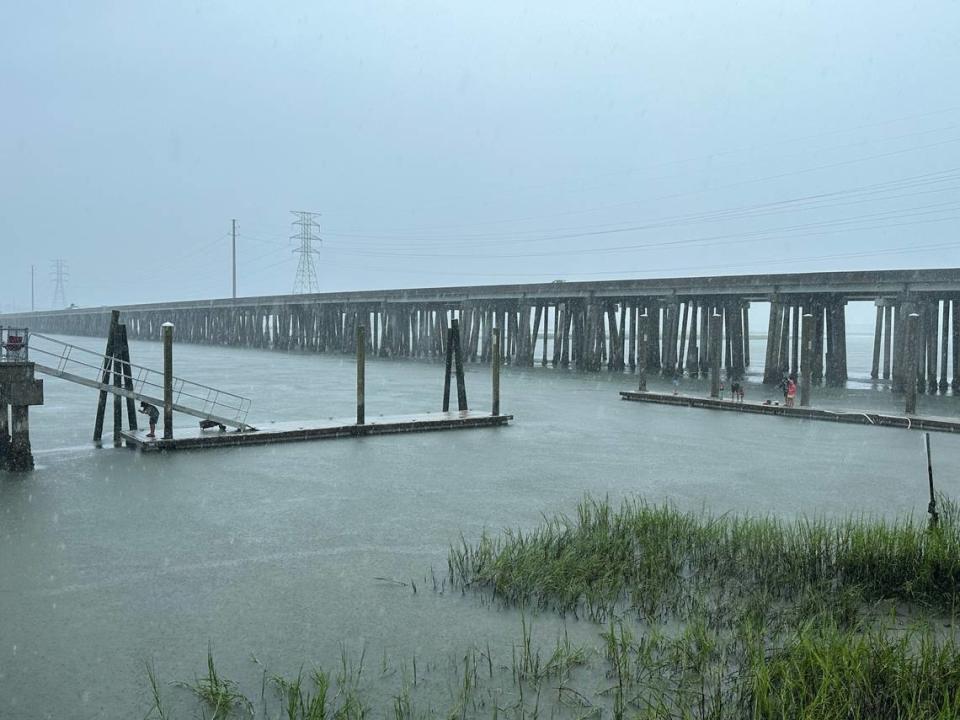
[743, 622, 960, 719]
[178, 645, 254, 719]
[449, 495, 960, 621]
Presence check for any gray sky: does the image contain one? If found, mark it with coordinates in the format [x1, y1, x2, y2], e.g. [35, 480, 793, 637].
[2, 0, 959, 310]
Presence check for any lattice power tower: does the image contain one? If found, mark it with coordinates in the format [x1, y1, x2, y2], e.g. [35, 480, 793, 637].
[291, 211, 322, 294]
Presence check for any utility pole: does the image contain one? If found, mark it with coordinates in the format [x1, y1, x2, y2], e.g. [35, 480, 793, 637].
[50, 259, 68, 309]
[291, 210, 322, 294]
[31, 265, 35, 312]
[231, 219, 237, 299]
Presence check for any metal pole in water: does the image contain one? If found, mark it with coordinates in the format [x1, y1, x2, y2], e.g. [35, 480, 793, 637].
[492, 327, 501, 416]
[926, 432, 939, 529]
[356, 324, 365, 425]
[162, 322, 174, 440]
[800, 313, 813, 407]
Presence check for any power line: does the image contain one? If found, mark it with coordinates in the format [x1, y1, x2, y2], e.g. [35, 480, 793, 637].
[291, 210, 322, 294]
[321, 169, 960, 248]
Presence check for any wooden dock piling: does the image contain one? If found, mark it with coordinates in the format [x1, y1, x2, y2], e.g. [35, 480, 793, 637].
[800, 313, 813, 407]
[162, 322, 174, 440]
[356, 324, 365, 425]
[710, 312, 722, 398]
[492, 327, 501, 416]
[905, 312, 919, 415]
[637, 312, 648, 392]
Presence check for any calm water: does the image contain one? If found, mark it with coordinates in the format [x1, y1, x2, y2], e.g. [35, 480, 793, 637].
[2, 332, 959, 718]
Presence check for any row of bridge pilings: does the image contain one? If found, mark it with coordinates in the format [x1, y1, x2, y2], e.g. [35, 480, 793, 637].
[7, 294, 960, 392]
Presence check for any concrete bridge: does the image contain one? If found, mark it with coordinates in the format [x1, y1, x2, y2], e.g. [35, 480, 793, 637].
[2, 268, 958, 393]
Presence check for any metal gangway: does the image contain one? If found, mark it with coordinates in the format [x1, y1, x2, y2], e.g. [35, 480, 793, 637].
[27, 332, 255, 431]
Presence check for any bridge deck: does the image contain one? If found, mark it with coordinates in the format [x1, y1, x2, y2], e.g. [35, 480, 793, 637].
[121, 410, 512, 452]
[619, 391, 960, 433]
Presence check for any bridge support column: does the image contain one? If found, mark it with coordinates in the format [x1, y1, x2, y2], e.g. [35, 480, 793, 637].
[637, 311, 649, 392]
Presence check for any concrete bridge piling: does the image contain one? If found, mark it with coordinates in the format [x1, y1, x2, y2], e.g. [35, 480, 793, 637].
[2, 269, 957, 396]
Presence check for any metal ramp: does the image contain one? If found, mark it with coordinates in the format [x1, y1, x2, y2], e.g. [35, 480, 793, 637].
[28, 333, 254, 431]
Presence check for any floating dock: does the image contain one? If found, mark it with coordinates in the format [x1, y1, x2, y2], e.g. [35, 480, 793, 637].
[619, 390, 960, 434]
[121, 410, 512, 452]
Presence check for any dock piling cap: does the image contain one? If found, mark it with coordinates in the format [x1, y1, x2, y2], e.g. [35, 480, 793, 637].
[161, 322, 175, 328]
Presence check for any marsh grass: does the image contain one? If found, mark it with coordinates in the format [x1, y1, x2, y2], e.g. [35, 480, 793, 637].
[741, 621, 960, 719]
[177, 645, 254, 719]
[145, 659, 169, 720]
[449, 495, 960, 623]
[148, 496, 960, 719]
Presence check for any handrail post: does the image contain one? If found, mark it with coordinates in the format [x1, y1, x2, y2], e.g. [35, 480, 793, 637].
[162, 322, 174, 439]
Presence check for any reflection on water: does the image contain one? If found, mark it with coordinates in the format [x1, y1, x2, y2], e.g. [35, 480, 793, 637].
[2, 334, 959, 717]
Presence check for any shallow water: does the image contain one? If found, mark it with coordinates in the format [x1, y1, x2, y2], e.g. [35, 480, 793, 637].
[2, 333, 959, 718]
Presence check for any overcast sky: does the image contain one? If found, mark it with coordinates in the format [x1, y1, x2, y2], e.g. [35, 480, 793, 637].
[2, 1, 959, 311]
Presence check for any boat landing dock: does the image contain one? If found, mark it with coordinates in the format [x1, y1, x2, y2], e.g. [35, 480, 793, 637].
[122, 411, 512, 452]
[619, 391, 960, 434]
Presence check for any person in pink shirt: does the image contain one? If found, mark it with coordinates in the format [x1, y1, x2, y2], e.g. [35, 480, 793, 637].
[785, 375, 798, 407]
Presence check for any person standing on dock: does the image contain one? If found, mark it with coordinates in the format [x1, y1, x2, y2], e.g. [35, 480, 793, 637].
[785, 375, 797, 407]
[138, 401, 160, 438]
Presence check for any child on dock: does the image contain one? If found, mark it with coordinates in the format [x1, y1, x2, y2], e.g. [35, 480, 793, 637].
[138, 401, 160, 438]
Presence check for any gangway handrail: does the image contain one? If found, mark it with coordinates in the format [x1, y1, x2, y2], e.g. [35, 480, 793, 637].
[27, 332, 254, 429]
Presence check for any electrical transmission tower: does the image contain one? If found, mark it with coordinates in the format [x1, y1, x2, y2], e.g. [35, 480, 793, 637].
[290, 210, 322, 294]
[50, 259, 69, 309]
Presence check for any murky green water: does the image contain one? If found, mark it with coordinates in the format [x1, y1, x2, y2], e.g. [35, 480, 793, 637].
[2, 333, 959, 718]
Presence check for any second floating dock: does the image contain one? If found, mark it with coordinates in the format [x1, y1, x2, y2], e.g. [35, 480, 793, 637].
[619, 391, 960, 434]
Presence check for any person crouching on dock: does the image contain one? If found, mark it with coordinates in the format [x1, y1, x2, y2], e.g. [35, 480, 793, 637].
[138, 401, 160, 438]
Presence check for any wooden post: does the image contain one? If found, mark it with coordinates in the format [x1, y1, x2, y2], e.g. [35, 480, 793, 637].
[940, 300, 949, 392]
[685, 302, 699, 375]
[442, 326, 454, 412]
[710, 312, 722, 398]
[637, 312, 648, 391]
[800, 313, 813, 407]
[871, 304, 883, 379]
[763, 301, 780, 384]
[905, 312, 919, 415]
[677, 301, 690, 374]
[453, 318, 468, 411]
[112, 354, 122, 446]
[492, 327, 501, 416]
[356, 324, 365, 425]
[926, 302, 938, 393]
[882, 305, 893, 380]
[542, 305, 550, 366]
[953, 299, 960, 391]
[162, 322, 174, 440]
[790, 304, 800, 378]
[742, 303, 750, 367]
[93, 310, 120, 443]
